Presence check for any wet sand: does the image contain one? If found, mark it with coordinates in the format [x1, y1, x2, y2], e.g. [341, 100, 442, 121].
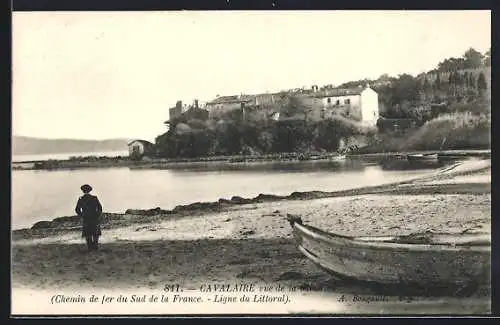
[11, 159, 491, 315]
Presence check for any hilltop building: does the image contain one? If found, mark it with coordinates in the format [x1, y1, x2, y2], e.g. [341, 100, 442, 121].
[166, 99, 209, 129]
[203, 84, 380, 127]
[168, 101, 189, 121]
[305, 84, 379, 126]
[205, 95, 258, 119]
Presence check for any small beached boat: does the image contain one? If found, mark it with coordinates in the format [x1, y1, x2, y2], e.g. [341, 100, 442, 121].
[407, 153, 439, 161]
[287, 215, 490, 287]
[330, 154, 346, 161]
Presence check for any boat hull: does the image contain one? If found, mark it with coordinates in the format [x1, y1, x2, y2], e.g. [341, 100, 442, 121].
[407, 153, 439, 161]
[289, 217, 490, 286]
[329, 155, 346, 161]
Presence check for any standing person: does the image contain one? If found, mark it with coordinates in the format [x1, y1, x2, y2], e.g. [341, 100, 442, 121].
[75, 184, 103, 252]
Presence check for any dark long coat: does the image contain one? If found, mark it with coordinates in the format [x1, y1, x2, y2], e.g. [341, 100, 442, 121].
[75, 194, 103, 238]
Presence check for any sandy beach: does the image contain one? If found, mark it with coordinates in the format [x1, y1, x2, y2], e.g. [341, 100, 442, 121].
[11, 159, 491, 315]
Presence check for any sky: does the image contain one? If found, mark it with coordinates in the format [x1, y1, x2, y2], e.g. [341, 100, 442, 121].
[12, 10, 491, 142]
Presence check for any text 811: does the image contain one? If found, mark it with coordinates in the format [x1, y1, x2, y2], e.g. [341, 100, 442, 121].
[164, 284, 182, 292]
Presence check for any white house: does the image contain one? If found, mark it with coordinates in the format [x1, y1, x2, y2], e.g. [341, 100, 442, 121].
[309, 85, 379, 126]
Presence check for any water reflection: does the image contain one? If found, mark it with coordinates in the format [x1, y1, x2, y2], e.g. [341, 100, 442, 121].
[144, 158, 452, 174]
[160, 159, 368, 173]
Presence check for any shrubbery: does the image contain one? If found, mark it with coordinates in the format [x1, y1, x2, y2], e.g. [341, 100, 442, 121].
[403, 112, 491, 151]
[357, 111, 491, 153]
[156, 116, 375, 158]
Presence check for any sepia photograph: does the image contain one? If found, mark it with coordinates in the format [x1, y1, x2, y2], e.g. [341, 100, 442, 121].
[11, 10, 491, 315]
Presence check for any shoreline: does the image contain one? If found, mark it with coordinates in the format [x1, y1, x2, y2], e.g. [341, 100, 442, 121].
[11, 158, 491, 314]
[11, 149, 491, 171]
[12, 158, 491, 240]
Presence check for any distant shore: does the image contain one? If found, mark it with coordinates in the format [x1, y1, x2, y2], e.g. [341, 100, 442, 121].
[11, 149, 491, 171]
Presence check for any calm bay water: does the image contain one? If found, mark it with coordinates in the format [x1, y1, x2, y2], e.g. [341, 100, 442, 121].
[11, 159, 449, 230]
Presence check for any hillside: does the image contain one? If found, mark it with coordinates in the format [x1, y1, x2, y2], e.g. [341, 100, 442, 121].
[12, 136, 130, 155]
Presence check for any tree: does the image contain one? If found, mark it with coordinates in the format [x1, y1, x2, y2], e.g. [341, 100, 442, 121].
[191, 130, 216, 157]
[457, 72, 465, 87]
[438, 57, 466, 71]
[257, 131, 274, 153]
[483, 48, 491, 66]
[415, 76, 423, 99]
[456, 73, 468, 102]
[378, 73, 391, 81]
[466, 72, 477, 101]
[433, 73, 442, 96]
[448, 72, 456, 97]
[391, 74, 419, 106]
[463, 47, 485, 69]
[422, 74, 433, 101]
[477, 72, 488, 97]
[221, 122, 243, 154]
[469, 73, 476, 89]
[448, 72, 454, 85]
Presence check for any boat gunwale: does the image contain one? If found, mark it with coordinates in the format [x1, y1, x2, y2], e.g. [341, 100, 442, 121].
[292, 222, 491, 253]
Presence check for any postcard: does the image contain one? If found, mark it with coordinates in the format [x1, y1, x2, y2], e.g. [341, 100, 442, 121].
[11, 10, 491, 316]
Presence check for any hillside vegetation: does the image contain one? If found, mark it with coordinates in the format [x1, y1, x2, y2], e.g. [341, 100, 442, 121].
[359, 100, 491, 154]
[157, 116, 375, 158]
[156, 47, 491, 157]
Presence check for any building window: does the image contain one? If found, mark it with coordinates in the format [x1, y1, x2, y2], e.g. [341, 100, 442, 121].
[327, 98, 331, 104]
[345, 99, 351, 105]
[336, 100, 340, 105]
[346, 111, 350, 116]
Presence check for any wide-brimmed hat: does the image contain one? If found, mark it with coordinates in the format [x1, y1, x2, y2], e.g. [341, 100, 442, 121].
[80, 184, 93, 193]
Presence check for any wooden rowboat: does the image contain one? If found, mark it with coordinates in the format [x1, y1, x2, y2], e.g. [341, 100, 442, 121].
[287, 215, 491, 287]
[407, 153, 439, 161]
